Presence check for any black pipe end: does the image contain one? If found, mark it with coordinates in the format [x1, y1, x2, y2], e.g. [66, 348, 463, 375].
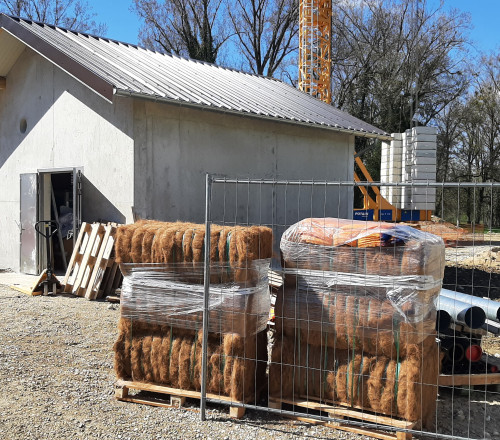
[465, 306, 486, 329]
[436, 310, 451, 332]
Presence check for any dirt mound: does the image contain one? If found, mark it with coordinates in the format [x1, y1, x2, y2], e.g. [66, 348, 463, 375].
[455, 248, 500, 272]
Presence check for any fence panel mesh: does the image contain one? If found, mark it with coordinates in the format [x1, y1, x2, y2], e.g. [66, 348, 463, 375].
[198, 177, 500, 440]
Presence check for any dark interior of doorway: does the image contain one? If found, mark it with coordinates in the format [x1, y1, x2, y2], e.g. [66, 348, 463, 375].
[50, 172, 74, 273]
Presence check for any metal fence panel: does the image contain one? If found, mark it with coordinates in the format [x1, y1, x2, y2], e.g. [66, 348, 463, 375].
[198, 177, 500, 440]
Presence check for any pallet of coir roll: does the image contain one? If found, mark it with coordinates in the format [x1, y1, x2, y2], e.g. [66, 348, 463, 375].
[113, 220, 273, 414]
[114, 320, 268, 402]
[269, 332, 439, 434]
[62, 222, 122, 299]
[270, 218, 445, 435]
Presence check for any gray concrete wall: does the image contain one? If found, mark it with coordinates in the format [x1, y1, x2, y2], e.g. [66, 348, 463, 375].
[132, 100, 355, 231]
[0, 48, 134, 271]
[0, 46, 356, 271]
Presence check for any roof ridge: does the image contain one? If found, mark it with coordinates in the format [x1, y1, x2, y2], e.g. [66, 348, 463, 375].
[4, 14, 141, 49]
[4, 14, 284, 83]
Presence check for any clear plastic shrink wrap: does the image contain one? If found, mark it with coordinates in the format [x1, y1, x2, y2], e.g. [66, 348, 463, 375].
[279, 217, 445, 346]
[271, 218, 444, 427]
[120, 260, 271, 337]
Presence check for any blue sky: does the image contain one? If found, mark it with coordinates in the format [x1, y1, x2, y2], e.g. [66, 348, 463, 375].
[434, 0, 499, 54]
[91, 0, 499, 54]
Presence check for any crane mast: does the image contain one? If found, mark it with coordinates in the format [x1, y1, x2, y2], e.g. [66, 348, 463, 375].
[298, 0, 332, 104]
[298, 0, 400, 222]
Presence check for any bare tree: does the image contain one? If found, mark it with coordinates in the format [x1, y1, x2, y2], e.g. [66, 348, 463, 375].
[133, 0, 228, 63]
[435, 101, 463, 182]
[441, 57, 500, 183]
[227, 0, 299, 78]
[0, 0, 106, 34]
[330, 0, 471, 134]
[435, 54, 500, 224]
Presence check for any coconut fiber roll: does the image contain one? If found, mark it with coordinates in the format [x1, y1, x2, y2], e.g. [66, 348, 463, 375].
[113, 318, 132, 379]
[115, 220, 148, 263]
[116, 221, 273, 265]
[269, 334, 439, 428]
[115, 220, 272, 283]
[274, 287, 436, 359]
[113, 319, 267, 402]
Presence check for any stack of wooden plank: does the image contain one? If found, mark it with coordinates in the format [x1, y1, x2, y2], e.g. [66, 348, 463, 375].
[62, 222, 122, 300]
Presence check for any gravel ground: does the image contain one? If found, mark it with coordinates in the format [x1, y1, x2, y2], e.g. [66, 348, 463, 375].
[1, 284, 500, 440]
[0, 285, 363, 440]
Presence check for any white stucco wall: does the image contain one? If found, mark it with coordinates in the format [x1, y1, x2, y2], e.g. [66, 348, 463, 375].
[0, 48, 134, 271]
[132, 100, 355, 227]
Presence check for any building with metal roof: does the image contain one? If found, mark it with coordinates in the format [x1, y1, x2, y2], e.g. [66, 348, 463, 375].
[0, 14, 388, 273]
[0, 14, 388, 139]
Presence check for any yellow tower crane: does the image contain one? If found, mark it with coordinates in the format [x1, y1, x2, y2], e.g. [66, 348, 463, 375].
[298, 0, 399, 221]
[298, 0, 332, 104]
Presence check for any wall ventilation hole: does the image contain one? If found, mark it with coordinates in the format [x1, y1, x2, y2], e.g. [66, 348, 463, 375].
[20, 119, 27, 134]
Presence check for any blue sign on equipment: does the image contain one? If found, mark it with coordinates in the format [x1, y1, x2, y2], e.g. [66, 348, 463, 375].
[401, 210, 420, 221]
[379, 210, 393, 221]
[353, 209, 374, 221]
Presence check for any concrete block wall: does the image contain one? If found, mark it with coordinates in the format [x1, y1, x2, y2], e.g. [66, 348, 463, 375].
[380, 133, 402, 206]
[380, 127, 437, 211]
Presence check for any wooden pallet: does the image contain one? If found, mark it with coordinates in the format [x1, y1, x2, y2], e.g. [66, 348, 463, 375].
[268, 396, 414, 440]
[10, 270, 62, 296]
[62, 222, 122, 299]
[115, 380, 245, 419]
[105, 293, 121, 303]
[439, 373, 500, 386]
[97, 260, 122, 299]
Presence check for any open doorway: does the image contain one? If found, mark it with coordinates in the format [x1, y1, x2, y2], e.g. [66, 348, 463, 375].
[19, 168, 82, 275]
[50, 172, 73, 272]
[38, 169, 82, 274]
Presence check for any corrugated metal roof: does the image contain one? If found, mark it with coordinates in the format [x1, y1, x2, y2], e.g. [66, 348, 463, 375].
[0, 14, 390, 139]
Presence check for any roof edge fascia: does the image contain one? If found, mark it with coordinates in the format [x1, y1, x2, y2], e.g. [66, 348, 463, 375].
[0, 14, 114, 103]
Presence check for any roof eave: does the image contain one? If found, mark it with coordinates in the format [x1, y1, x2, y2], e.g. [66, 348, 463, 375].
[115, 89, 392, 141]
[0, 14, 114, 103]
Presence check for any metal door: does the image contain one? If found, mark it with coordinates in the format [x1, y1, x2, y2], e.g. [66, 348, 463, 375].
[20, 173, 39, 274]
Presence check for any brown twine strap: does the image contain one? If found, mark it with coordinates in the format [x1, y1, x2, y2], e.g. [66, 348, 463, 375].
[190, 329, 198, 384]
[349, 297, 360, 407]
